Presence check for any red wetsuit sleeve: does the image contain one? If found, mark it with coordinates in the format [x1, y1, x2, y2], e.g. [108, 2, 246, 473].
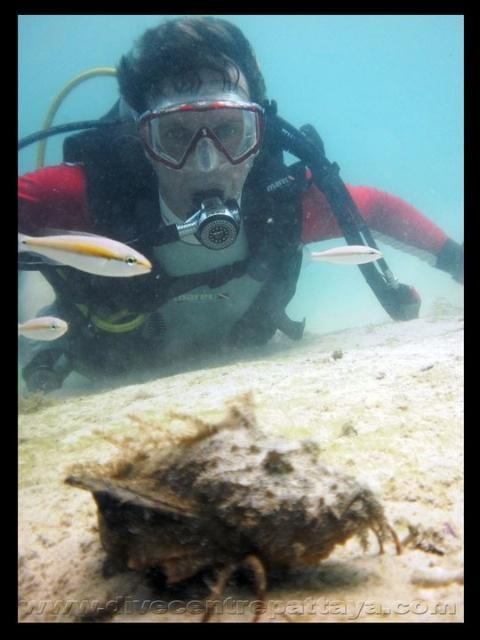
[301, 182, 449, 256]
[18, 164, 92, 234]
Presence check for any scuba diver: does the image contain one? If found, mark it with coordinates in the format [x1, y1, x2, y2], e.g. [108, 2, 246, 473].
[18, 16, 464, 393]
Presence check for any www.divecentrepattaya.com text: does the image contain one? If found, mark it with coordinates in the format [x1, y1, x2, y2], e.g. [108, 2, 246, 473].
[19, 597, 459, 619]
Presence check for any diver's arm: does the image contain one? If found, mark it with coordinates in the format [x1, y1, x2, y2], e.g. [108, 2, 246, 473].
[18, 165, 92, 393]
[301, 182, 463, 283]
[349, 185, 463, 284]
[18, 164, 92, 234]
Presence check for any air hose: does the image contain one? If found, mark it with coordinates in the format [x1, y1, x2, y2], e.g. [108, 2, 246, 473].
[18, 67, 118, 167]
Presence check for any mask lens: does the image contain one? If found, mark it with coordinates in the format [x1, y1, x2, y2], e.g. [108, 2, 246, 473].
[147, 112, 197, 165]
[211, 109, 258, 160]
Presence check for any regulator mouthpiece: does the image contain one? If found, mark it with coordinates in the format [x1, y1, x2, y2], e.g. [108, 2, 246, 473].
[177, 197, 241, 250]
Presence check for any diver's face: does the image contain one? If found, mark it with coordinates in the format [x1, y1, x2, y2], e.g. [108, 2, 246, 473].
[146, 68, 256, 220]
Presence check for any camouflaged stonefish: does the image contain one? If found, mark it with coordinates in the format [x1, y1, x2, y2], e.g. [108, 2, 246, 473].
[66, 396, 400, 622]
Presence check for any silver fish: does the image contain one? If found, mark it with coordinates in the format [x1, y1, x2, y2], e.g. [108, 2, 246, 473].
[18, 316, 68, 341]
[309, 245, 383, 265]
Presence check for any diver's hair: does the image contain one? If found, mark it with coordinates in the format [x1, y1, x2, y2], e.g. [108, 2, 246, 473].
[117, 16, 267, 114]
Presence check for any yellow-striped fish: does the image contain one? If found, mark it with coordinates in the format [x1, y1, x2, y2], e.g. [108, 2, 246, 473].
[18, 232, 152, 277]
[18, 316, 68, 341]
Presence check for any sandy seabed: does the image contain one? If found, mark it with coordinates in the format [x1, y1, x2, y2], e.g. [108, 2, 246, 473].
[18, 306, 464, 623]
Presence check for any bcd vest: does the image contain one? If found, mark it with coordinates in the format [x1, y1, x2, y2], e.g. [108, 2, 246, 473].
[50, 118, 307, 346]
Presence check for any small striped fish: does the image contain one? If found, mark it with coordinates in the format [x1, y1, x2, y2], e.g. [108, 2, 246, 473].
[18, 232, 152, 277]
[18, 316, 68, 341]
[309, 245, 383, 265]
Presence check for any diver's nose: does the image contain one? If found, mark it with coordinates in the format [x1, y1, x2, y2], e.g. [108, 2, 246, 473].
[194, 136, 221, 172]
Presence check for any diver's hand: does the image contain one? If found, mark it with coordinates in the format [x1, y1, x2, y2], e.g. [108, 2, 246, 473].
[23, 366, 63, 393]
[435, 238, 464, 284]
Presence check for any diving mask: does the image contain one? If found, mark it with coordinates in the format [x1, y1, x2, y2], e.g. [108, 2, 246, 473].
[138, 98, 265, 170]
